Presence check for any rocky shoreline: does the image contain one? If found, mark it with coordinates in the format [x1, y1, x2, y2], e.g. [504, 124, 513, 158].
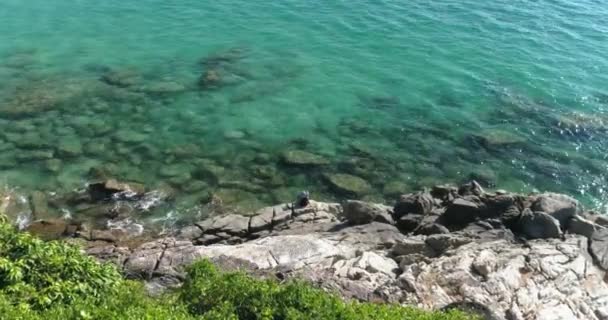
[16, 180, 607, 320]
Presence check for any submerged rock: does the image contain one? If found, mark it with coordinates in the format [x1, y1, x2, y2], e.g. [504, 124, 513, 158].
[470, 129, 526, 149]
[100, 69, 141, 87]
[280, 150, 330, 166]
[324, 173, 372, 196]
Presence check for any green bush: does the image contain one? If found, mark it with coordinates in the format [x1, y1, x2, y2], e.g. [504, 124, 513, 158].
[0, 215, 476, 319]
[180, 260, 475, 320]
[0, 215, 121, 310]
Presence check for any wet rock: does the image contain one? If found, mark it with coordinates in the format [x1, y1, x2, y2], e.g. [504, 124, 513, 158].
[88, 179, 145, 201]
[324, 173, 372, 196]
[393, 191, 435, 219]
[29, 191, 49, 218]
[342, 200, 393, 225]
[519, 209, 562, 239]
[531, 193, 580, 225]
[280, 150, 330, 166]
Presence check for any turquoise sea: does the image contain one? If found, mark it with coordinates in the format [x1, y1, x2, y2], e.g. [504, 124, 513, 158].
[1, 0, 608, 228]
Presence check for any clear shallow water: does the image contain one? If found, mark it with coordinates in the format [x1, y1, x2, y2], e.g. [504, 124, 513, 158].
[1, 0, 608, 226]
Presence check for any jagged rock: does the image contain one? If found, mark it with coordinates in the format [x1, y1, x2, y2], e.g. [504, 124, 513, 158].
[458, 180, 485, 196]
[440, 197, 484, 226]
[590, 228, 608, 270]
[392, 238, 435, 257]
[81, 196, 608, 320]
[393, 191, 434, 219]
[352, 252, 399, 277]
[414, 222, 450, 236]
[531, 193, 580, 225]
[343, 200, 393, 225]
[280, 150, 330, 166]
[568, 215, 601, 238]
[396, 214, 423, 233]
[425, 234, 471, 255]
[88, 179, 145, 201]
[324, 174, 372, 196]
[519, 209, 562, 239]
[430, 184, 458, 203]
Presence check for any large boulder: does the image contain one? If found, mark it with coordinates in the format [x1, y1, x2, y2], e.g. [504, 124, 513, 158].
[393, 191, 434, 219]
[568, 215, 601, 238]
[531, 193, 580, 225]
[519, 209, 562, 239]
[342, 200, 393, 225]
[440, 197, 484, 227]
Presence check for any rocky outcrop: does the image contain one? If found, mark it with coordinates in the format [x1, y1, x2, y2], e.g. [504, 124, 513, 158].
[83, 182, 608, 320]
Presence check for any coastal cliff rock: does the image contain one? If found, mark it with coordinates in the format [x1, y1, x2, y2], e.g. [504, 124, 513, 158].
[83, 183, 608, 320]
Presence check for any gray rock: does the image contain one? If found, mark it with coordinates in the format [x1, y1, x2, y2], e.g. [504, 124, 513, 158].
[393, 191, 434, 219]
[197, 214, 250, 236]
[591, 228, 608, 270]
[568, 215, 601, 238]
[396, 214, 423, 233]
[343, 200, 393, 225]
[440, 197, 483, 226]
[249, 206, 275, 233]
[531, 193, 580, 225]
[520, 209, 562, 239]
[177, 225, 203, 240]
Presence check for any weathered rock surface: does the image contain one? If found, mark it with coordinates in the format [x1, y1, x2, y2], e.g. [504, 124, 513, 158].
[83, 182, 608, 320]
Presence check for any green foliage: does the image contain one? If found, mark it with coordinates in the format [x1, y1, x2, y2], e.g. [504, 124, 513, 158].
[0, 217, 121, 310]
[0, 216, 476, 319]
[180, 260, 476, 320]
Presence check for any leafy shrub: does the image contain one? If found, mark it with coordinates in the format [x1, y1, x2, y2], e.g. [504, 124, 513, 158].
[180, 260, 476, 320]
[0, 215, 121, 310]
[0, 215, 476, 319]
